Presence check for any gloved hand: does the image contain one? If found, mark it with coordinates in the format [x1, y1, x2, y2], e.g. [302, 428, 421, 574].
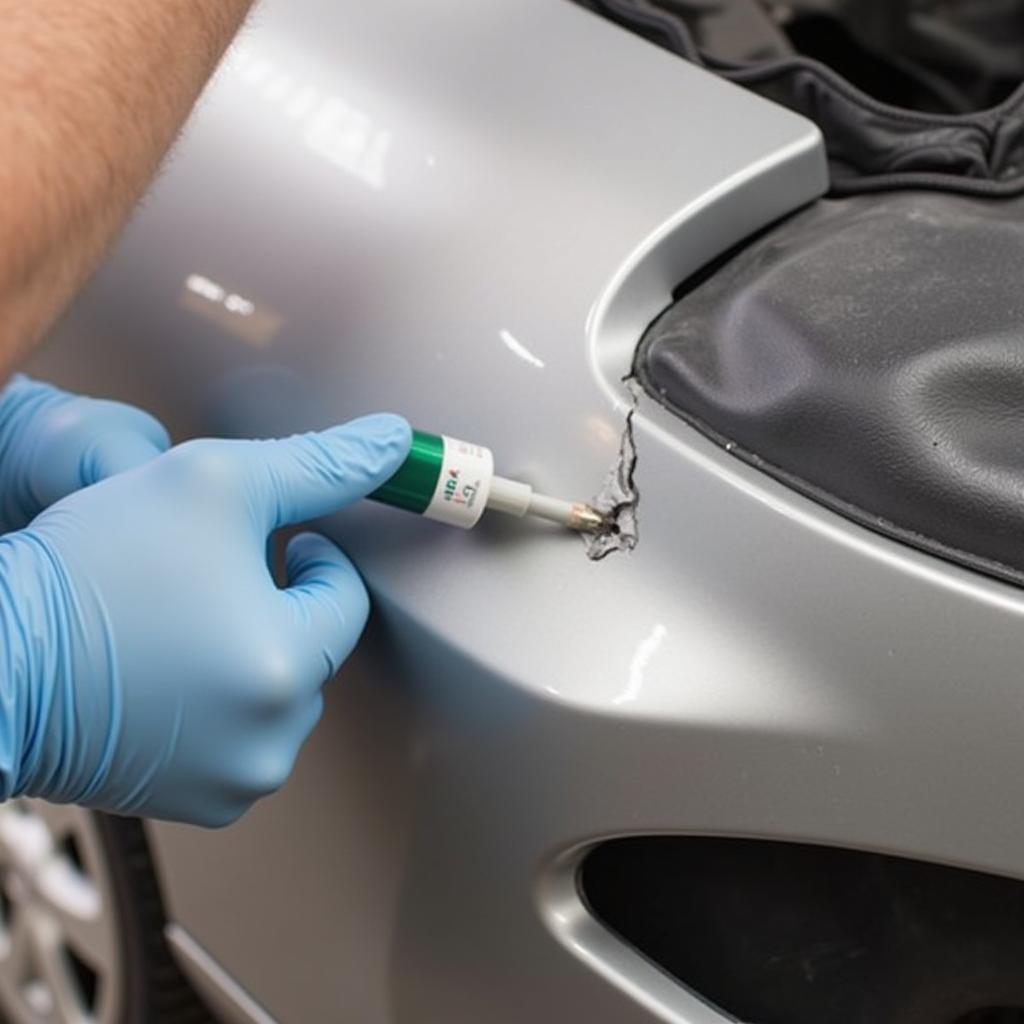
[0, 374, 170, 532]
[0, 414, 411, 826]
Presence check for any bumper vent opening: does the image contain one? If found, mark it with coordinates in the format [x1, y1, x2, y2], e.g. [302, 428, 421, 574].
[581, 837, 1024, 1024]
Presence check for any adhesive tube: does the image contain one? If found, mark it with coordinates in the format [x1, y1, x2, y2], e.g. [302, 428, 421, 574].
[369, 430, 607, 533]
[370, 431, 494, 528]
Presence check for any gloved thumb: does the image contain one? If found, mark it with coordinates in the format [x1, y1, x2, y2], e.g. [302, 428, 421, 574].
[250, 414, 411, 528]
[283, 531, 370, 679]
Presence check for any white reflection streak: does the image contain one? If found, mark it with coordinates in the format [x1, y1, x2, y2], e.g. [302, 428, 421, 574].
[186, 274, 224, 303]
[226, 44, 392, 191]
[284, 86, 321, 121]
[186, 275, 255, 317]
[499, 329, 545, 369]
[224, 294, 255, 316]
[304, 98, 392, 190]
[613, 624, 667, 706]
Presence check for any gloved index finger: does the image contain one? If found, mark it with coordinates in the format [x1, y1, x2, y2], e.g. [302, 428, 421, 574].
[250, 414, 411, 529]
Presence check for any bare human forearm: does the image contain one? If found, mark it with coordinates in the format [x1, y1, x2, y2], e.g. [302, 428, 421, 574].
[0, 1, 255, 375]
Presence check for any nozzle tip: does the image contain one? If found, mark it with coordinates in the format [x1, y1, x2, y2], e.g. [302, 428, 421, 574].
[567, 503, 610, 533]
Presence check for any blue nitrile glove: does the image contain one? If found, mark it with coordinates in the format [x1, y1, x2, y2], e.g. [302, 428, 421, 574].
[0, 414, 411, 826]
[0, 374, 171, 532]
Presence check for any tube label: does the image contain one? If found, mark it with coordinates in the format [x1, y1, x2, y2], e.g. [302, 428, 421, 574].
[423, 435, 493, 528]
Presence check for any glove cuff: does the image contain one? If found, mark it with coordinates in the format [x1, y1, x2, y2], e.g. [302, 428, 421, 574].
[0, 529, 117, 804]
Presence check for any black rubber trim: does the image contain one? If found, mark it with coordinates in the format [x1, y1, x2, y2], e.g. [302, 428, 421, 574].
[96, 814, 217, 1024]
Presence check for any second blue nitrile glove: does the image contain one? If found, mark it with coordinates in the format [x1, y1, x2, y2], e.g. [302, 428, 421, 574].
[0, 414, 411, 826]
[0, 374, 171, 532]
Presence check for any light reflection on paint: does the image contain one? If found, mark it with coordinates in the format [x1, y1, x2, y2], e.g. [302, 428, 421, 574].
[182, 274, 282, 347]
[185, 274, 225, 303]
[499, 328, 545, 369]
[305, 97, 392, 189]
[224, 293, 256, 316]
[186, 275, 254, 317]
[613, 624, 667, 706]
[583, 414, 619, 448]
[225, 45, 392, 191]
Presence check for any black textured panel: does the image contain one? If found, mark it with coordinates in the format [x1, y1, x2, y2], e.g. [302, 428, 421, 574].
[579, 0, 1024, 195]
[637, 192, 1024, 586]
[582, 837, 1024, 1024]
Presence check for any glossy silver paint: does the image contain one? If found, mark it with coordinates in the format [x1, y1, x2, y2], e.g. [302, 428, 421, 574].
[33, 0, 1024, 1021]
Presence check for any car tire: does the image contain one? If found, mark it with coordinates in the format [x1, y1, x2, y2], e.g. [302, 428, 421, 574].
[0, 799, 215, 1024]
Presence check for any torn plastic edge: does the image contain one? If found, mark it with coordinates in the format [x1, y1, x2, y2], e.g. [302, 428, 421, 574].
[584, 378, 640, 560]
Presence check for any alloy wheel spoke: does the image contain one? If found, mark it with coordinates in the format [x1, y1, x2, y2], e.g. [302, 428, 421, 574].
[0, 808, 52, 879]
[25, 804, 83, 845]
[0, 911, 35, 1013]
[33, 869, 107, 972]
[0, 801, 123, 1024]
[25, 910, 88, 1024]
[17, 803, 112, 972]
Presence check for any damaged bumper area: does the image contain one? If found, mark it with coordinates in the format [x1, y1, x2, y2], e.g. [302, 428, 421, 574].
[584, 384, 639, 560]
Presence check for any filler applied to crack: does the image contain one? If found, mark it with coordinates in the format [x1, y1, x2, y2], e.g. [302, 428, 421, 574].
[369, 430, 608, 534]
